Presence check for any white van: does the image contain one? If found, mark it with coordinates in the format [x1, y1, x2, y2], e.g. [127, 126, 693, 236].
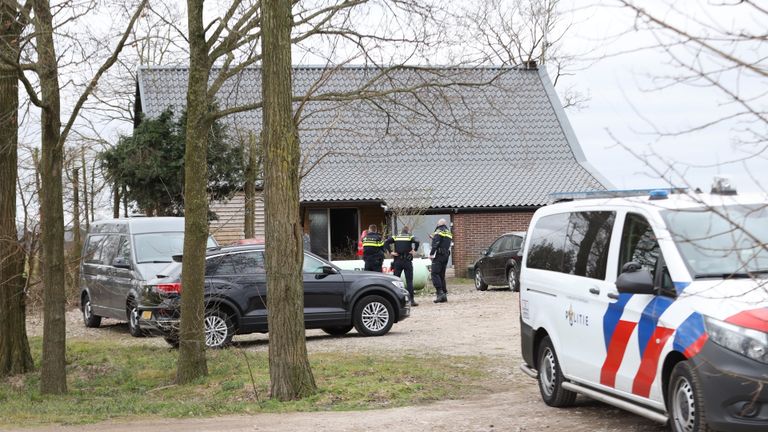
[518, 185, 768, 432]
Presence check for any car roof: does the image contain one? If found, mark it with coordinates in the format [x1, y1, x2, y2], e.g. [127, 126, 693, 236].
[90, 217, 185, 234]
[543, 192, 768, 214]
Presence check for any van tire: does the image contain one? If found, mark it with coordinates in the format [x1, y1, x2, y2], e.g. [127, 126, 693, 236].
[668, 361, 710, 432]
[81, 293, 102, 328]
[474, 268, 488, 291]
[127, 300, 145, 337]
[537, 336, 576, 407]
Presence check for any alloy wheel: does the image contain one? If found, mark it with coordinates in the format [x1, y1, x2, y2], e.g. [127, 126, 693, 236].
[205, 314, 229, 348]
[361, 301, 390, 332]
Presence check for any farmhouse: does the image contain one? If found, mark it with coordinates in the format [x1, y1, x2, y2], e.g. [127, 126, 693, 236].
[135, 64, 609, 274]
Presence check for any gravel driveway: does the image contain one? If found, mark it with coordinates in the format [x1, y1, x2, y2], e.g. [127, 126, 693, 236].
[23, 281, 666, 432]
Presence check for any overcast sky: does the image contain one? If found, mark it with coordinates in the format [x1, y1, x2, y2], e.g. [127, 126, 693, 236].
[557, 0, 766, 193]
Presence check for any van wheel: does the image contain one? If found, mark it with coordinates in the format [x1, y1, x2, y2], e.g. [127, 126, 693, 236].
[668, 361, 710, 432]
[205, 310, 235, 349]
[507, 265, 519, 292]
[82, 293, 101, 328]
[127, 300, 145, 337]
[322, 325, 353, 336]
[474, 268, 488, 291]
[538, 336, 576, 407]
[354, 295, 394, 336]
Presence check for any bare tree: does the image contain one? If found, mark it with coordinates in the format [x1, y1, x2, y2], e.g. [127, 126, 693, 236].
[7, 0, 147, 394]
[0, 1, 33, 377]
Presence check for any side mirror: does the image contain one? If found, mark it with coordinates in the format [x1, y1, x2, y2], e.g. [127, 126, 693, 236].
[481, 248, 489, 256]
[321, 265, 337, 275]
[616, 269, 654, 295]
[112, 257, 132, 270]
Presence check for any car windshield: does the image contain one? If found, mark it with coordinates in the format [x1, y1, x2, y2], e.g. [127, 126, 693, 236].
[661, 204, 768, 278]
[134, 233, 217, 263]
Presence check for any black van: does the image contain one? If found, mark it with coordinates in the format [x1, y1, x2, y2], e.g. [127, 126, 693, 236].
[80, 217, 217, 336]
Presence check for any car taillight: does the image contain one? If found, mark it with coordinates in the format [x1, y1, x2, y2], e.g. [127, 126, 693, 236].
[155, 283, 182, 294]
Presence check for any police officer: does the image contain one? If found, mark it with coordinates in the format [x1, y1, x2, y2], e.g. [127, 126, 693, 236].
[361, 224, 385, 272]
[384, 225, 420, 306]
[429, 218, 452, 303]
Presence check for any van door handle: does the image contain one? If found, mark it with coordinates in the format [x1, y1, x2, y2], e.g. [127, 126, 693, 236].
[589, 287, 600, 295]
[607, 292, 620, 300]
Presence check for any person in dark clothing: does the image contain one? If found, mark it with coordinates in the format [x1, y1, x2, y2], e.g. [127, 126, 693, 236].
[384, 225, 420, 306]
[429, 218, 452, 303]
[361, 224, 385, 272]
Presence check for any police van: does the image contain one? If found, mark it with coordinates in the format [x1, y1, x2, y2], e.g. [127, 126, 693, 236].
[518, 180, 767, 432]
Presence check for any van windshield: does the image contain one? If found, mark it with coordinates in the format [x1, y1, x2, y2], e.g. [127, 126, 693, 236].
[134, 233, 217, 263]
[661, 204, 768, 278]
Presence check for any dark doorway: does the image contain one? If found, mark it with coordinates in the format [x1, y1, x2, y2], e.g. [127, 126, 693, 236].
[330, 208, 358, 260]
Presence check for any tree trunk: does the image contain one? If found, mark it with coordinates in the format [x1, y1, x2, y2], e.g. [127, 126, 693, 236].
[80, 147, 89, 230]
[113, 181, 120, 218]
[122, 185, 128, 217]
[0, 2, 34, 377]
[262, 0, 317, 400]
[71, 165, 81, 300]
[244, 133, 257, 238]
[176, 0, 210, 384]
[34, 0, 68, 395]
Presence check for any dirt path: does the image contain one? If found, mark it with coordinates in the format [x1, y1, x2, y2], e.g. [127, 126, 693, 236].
[21, 282, 666, 432]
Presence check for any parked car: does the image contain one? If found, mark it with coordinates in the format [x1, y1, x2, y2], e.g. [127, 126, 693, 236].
[473, 232, 525, 291]
[137, 245, 411, 348]
[79, 217, 217, 336]
[519, 184, 768, 432]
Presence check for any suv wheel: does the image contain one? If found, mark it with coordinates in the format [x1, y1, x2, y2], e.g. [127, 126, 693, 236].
[353, 295, 394, 336]
[127, 300, 145, 337]
[538, 336, 576, 407]
[164, 336, 180, 349]
[205, 310, 235, 348]
[82, 293, 102, 328]
[668, 361, 710, 432]
[322, 325, 353, 336]
[474, 268, 488, 291]
[507, 265, 519, 292]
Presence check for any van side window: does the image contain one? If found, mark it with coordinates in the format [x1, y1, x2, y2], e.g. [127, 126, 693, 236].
[117, 236, 131, 262]
[83, 235, 106, 264]
[563, 211, 615, 279]
[619, 213, 674, 294]
[619, 214, 659, 275]
[100, 235, 121, 267]
[527, 213, 569, 271]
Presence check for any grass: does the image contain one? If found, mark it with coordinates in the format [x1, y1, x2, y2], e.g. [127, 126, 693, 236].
[0, 337, 490, 428]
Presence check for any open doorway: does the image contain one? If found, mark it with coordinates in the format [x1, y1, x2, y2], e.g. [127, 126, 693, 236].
[329, 208, 358, 260]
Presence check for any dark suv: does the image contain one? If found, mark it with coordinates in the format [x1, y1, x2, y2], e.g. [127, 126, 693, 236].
[137, 245, 411, 348]
[473, 231, 525, 291]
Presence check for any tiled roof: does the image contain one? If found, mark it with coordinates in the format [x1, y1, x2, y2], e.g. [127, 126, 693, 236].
[137, 66, 609, 209]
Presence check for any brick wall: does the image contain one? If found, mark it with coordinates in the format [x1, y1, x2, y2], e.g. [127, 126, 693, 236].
[452, 210, 535, 277]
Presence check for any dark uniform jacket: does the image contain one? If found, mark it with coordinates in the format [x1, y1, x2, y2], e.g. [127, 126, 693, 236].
[384, 232, 420, 259]
[430, 225, 452, 256]
[361, 232, 385, 258]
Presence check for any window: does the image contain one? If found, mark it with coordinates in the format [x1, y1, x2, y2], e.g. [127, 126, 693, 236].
[303, 254, 328, 274]
[99, 235, 121, 267]
[490, 236, 511, 254]
[527, 211, 614, 280]
[117, 236, 131, 262]
[134, 232, 217, 264]
[619, 213, 673, 294]
[526, 213, 569, 271]
[209, 251, 265, 276]
[83, 235, 105, 264]
[510, 235, 524, 250]
[563, 211, 615, 279]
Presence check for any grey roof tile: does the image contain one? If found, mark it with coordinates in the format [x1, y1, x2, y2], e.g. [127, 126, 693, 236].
[137, 66, 607, 208]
